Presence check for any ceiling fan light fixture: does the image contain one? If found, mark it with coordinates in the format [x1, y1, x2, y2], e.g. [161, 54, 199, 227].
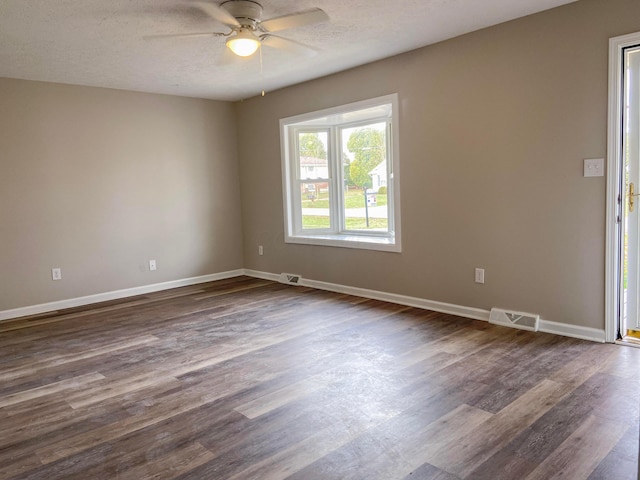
[226, 29, 260, 57]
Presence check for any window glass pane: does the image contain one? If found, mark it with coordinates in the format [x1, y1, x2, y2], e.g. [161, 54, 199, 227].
[298, 132, 328, 180]
[297, 131, 331, 230]
[341, 122, 389, 232]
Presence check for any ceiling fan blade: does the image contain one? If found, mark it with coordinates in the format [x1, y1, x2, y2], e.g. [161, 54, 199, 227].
[143, 32, 225, 40]
[193, 1, 240, 28]
[260, 8, 329, 33]
[260, 34, 318, 56]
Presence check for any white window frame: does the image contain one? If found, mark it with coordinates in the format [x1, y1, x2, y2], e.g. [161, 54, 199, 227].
[280, 94, 401, 252]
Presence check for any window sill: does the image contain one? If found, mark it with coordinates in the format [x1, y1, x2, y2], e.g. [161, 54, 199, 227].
[285, 233, 401, 252]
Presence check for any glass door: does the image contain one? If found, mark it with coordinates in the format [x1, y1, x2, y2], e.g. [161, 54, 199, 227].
[622, 45, 640, 334]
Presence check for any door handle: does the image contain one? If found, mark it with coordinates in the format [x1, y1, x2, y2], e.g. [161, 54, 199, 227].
[630, 182, 640, 212]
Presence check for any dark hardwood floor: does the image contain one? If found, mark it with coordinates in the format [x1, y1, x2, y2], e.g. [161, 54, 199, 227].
[0, 276, 638, 479]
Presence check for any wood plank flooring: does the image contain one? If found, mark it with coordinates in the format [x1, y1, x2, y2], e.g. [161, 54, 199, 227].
[0, 276, 638, 479]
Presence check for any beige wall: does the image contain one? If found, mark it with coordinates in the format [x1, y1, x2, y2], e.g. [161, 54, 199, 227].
[237, 0, 640, 330]
[0, 78, 243, 310]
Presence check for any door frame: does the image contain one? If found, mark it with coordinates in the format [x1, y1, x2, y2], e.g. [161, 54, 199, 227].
[606, 32, 640, 343]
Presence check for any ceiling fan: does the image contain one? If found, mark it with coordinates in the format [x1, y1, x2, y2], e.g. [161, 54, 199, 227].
[153, 0, 329, 58]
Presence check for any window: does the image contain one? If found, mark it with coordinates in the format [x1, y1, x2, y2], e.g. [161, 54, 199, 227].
[280, 94, 401, 252]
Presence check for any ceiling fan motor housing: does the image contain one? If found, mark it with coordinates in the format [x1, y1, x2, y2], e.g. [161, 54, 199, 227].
[221, 0, 263, 28]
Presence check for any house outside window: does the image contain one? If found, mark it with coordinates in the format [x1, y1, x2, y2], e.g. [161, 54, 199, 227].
[280, 94, 401, 252]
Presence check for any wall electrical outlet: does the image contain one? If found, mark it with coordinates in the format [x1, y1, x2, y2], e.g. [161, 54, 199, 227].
[258, 245, 264, 256]
[475, 268, 485, 284]
[52, 268, 62, 281]
[149, 259, 157, 271]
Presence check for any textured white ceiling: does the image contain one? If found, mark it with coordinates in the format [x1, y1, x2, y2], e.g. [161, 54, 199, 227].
[0, 0, 578, 101]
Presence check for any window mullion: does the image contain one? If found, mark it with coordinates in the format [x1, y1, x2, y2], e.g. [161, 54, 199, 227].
[328, 126, 341, 234]
[386, 120, 394, 233]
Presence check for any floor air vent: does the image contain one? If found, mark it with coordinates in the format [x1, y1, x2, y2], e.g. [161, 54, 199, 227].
[489, 308, 539, 332]
[279, 273, 302, 285]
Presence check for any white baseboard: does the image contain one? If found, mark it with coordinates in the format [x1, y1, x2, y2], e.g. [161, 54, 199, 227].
[538, 319, 605, 343]
[245, 269, 488, 320]
[244, 269, 607, 343]
[0, 269, 245, 321]
[1, 268, 608, 344]
[303, 277, 490, 322]
[243, 269, 280, 282]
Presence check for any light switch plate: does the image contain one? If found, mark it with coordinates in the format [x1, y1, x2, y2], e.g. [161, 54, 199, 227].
[584, 158, 604, 177]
